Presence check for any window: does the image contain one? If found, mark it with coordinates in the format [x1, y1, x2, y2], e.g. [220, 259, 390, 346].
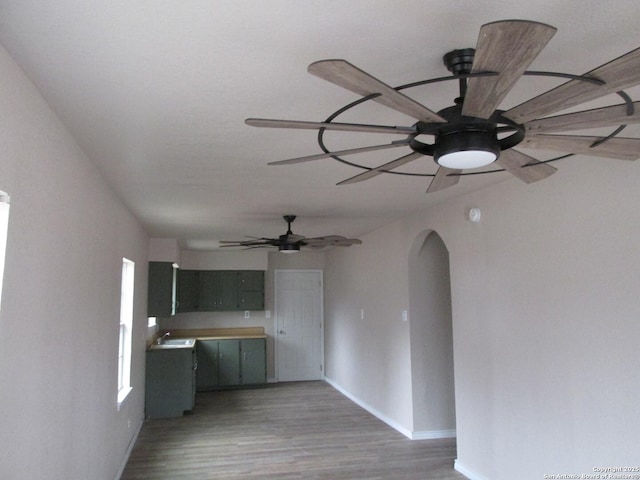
[118, 257, 135, 408]
[0, 191, 10, 311]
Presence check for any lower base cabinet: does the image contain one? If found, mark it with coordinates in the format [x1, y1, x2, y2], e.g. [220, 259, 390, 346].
[145, 347, 196, 418]
[196, 338, 266, 391]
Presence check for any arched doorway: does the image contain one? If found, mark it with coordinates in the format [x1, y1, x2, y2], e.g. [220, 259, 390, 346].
[408, 231, 456, 439]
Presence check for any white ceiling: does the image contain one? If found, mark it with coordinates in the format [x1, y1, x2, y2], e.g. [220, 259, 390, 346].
[1, 0, 639, 249]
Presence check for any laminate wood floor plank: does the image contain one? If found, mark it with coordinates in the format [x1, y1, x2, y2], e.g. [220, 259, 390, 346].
[121, 381, 466, 479]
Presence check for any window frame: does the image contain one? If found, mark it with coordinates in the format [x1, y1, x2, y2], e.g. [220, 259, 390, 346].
[117, 257, 135, 408]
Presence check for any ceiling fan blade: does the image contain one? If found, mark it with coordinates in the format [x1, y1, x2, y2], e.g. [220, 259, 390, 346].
[245, 118, 416, 135]
[426, 167, 462, 193]
[505, 46, 640, 124]
[337, 151, 423, 185]
[303, 236, 362, 247]
[308, 59, 446, 123]
[267, 141, 408, 165]
[284, 234, 305, 242]
[525, 102, 640, 134]
[496, 149, 557, 183]
[462, 20, 556, 119]
[521, 134, 640, 160]
[219, 242, 269, 247]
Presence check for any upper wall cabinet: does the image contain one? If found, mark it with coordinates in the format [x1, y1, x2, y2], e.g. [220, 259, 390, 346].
[147, 262, 177, 317]
[176, 270, 264, 313]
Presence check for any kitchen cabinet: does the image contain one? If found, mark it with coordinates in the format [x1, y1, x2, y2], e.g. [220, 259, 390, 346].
[145, 346, 196, 418]
[147, 262, 176, 317]
[177, 270, 264, 313]
[238, 271, 264, 310]
[239, 338, 267, 385]
[196, 338, 266, 391]
[176, 269, 199, 313]
[199, 271, 238, 311]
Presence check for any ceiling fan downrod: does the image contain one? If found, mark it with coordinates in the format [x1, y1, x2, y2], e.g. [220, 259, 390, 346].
[442, 48, 476, 102]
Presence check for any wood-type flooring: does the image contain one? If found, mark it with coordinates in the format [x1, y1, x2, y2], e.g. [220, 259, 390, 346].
[121, 381, 466, 479]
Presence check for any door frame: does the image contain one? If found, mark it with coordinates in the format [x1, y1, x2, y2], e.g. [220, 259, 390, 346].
[273, 269, 324, 382]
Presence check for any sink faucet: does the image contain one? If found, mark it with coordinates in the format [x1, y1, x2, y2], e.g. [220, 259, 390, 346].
[157, 332, 170, 344]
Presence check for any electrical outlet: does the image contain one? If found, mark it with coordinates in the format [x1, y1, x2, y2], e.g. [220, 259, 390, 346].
[402, 310, 408, 322]
[360, 308, 364, 320]
[244, 310, 250, 319]
[265, 310, 271, 319]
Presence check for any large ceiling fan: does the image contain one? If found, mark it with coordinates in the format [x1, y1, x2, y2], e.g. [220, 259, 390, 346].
[219, 215, 362, 253]
[246, 20, 640, 192]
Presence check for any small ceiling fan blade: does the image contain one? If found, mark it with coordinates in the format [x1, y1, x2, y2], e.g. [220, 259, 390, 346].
[463, 20, 556, 119]
[219, 242, 270, 248]
[525, 102, 640, 134]
[496, 149, 557, 183]
[308, 59, 446, 123]
[303, 236, 362, 247]
[505, 46, 640, 124]
[267, 141, 408, 166]
[303, 235, 347, 243]
[245, 118, 416, 135]
[522, 134, 640, 160]
[337, 151, 423, 185]
[283, 234, 305, 242]
[426, 167, 462, 193]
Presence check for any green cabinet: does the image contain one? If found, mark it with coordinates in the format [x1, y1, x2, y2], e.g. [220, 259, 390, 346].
[177, 270, 264, 312]
[240, 338, 267, 385]
[176, 269, 199, 313]
[199, 271, 238, 311]
[147, 262, 176, 317]
[218, 339, 241, 387]
[238, 271, 265, 311]
[196, 338, 266, 391]
[145, 346, 196, 418]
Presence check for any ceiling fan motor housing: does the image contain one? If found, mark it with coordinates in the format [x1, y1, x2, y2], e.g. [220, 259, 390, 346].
[434, 127, 500, 165]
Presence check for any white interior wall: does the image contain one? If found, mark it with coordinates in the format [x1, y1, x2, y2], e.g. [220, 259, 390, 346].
[0, 45, 149, 480]
[325, 157, 640, 480]
[324, 221, 414, 432]
[408, 232, 456, 436]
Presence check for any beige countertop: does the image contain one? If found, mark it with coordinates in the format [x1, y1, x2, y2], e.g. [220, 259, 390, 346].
[149, 327, 267, 350]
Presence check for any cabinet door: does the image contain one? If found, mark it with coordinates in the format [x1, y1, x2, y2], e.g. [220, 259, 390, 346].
[199, 271, 239, 311]
[196, 340, 219, 391]
[146, 348, 194, 418]
[238, 271, 263, 291]
[198, 271, 218, 310]
[240, 338, 266, 385]
[217, 271, 239, 310]
[147, 262, 175, 317]
[218, 339, 241, 386]
[176, 270, 199, 313]
[238, 271, 264, 310]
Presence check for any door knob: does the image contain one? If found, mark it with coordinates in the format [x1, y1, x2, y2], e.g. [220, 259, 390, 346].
[279, 330, 286, 335]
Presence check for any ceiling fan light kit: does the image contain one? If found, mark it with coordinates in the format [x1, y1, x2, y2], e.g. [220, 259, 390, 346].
[434, 129, 500, 169]
[246, 19, 640, 193]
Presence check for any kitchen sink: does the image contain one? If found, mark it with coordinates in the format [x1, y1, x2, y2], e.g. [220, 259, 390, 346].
[150, 338, 196, 349]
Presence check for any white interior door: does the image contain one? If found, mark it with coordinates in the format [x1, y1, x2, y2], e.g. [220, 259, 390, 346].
[275, 270, 323, 382]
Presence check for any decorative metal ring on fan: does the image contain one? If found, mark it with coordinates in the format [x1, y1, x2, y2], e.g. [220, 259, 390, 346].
[316, 65, 631, 179]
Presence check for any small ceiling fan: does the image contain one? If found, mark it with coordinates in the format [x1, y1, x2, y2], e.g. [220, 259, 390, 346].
[246, 20, 640, 192]
[219, 215, 362, 253]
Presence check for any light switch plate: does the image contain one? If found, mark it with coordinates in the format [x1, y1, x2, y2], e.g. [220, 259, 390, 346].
[244, 311, 250, 319]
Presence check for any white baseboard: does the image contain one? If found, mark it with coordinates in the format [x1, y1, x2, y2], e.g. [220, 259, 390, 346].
[454, 460, 489, 480]
[324, 376, 456, 441]
[411, 429, 456, 440]
[114, 418, 143, 480]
